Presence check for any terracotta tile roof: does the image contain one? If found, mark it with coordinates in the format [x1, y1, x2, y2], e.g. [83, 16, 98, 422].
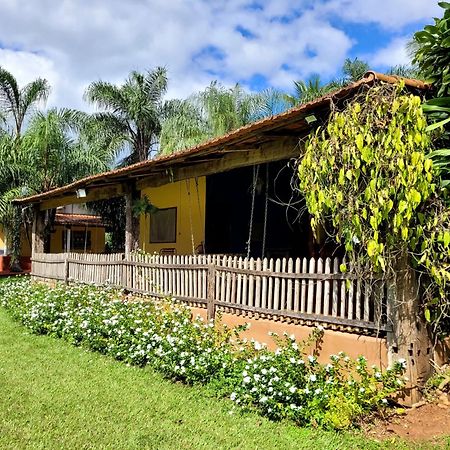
[14, 72, 430, 205]
[55, 213, 105, 227]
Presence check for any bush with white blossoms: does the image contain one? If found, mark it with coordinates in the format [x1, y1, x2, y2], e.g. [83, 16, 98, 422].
[0, 278, 407, 430]
[0, 278, 243, 385]
[229, 330, 407, 429]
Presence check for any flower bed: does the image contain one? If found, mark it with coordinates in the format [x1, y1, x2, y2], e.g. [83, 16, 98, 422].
[0, 278, 407, 429]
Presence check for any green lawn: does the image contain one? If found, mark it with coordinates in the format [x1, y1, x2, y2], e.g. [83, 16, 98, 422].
[0, 307, 437, 450]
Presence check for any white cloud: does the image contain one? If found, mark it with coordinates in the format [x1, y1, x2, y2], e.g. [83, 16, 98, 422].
[0, 0, 440, 111]
[0, 48, 57, 87]
[316, 0, 440, 29]
[370, 36, 411, 68]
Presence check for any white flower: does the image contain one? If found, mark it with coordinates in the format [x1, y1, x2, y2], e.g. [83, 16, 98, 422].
[308, 355, 316, 363]
[259, 396, 268, 403]
[309, 374, 317, 382]
[289, 386, 296, 393]
[230, 392, 237, 401]
[243, 376, 251, 384]
[289, 357, 296, 364]
[254, 341, 263, 351]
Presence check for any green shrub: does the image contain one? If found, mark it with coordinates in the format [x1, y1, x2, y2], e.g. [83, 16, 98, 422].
[0, 277, 406, 430]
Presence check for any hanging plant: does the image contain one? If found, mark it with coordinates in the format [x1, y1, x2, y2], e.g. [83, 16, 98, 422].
[132, 195, 158, 218]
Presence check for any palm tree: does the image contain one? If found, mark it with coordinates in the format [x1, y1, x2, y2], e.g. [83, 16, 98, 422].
[0, 68, 50, 263]
[159, 98, 209, 154]
[160, 81, 264, 154]
[0, 67, 50, 137]
[84, 67, 168, 164]
[22, 108, 113, 193]
[342, 58, 370, 83]
[0, 133, 24, 259]
[21, 108, 116, 251]
[284, 75, 338, 107]
[0, 104, 116, 259]
[198, 82, 259, 136]
[253, 87, 291, 118]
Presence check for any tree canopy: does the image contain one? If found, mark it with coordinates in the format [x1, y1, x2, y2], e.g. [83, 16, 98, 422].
[85, 67, 168, 164]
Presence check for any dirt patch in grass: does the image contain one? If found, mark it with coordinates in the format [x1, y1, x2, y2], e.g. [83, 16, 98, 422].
[365, 403, 450, 445]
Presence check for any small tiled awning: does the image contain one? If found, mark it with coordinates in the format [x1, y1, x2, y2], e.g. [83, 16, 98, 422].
[55, 213, 106, 228]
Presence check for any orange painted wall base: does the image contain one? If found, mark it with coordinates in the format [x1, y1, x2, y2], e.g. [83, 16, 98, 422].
[191, 307, 388, 369]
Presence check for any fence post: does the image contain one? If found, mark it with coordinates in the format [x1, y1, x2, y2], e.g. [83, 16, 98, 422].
[121, 254, 127, 290]
[64, 256, 69, 285]
[207, 264, 216, 321]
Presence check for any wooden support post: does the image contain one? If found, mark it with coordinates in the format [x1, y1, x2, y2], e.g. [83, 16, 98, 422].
[31, 206, 45, 257]
[124, 184, 140, 256]
[207, 264, 216, 321]
[387, 253, 432, 405]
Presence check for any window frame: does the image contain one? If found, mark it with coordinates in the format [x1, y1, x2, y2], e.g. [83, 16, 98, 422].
[149, 207, 177, 244]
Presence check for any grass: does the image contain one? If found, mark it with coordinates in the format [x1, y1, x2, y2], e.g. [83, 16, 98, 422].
[0, 307, 441, 450]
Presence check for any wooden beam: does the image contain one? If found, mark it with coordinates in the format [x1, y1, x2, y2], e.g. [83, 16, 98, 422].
[137, 137, 301, 190]
[124, 183, 140, 255]
[31, 206, 45, 256]
[39, 184, 124, 211]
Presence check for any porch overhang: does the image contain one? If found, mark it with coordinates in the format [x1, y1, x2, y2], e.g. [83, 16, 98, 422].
[13, 71, 430, 211]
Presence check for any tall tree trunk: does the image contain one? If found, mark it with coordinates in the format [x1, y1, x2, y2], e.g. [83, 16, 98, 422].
[387, 252, 432, 404]
[124, 184, 140, 255]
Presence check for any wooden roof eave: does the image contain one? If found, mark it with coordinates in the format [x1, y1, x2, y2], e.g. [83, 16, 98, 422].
[13, 72, 431, 210]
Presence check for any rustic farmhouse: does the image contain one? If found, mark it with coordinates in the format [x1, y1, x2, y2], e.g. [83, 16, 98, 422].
[14, 72, 443, 402]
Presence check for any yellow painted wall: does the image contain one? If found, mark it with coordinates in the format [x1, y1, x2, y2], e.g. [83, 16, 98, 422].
[50, 225, 105, 254]
[140, 177, 206, 255]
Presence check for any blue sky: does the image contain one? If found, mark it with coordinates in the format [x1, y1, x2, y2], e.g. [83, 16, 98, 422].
[0, 0, 441, 110]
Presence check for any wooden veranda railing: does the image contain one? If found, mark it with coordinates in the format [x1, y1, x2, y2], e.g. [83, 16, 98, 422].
[31, 252, 388, 334]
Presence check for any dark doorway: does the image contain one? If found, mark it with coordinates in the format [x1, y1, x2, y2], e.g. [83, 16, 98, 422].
[204, 160, 319, 258]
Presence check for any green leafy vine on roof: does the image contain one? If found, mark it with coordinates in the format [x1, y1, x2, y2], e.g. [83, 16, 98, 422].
[297, 82, 450, 332]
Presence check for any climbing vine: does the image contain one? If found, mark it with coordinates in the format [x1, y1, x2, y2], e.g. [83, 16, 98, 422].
[297, 82, 450, 332]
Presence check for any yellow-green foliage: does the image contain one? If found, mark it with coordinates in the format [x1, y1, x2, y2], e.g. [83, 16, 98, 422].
[298, 83, 450, 327]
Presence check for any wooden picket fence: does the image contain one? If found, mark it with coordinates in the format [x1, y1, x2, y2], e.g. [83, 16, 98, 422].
[31, 252, 388, 334]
